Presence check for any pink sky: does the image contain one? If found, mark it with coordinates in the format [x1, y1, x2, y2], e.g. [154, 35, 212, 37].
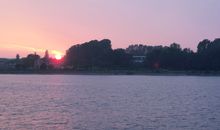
[0, 0, 220, 58]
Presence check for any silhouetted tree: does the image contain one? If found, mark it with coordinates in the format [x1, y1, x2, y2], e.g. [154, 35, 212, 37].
[112, 49, 132, 68]
[15, 38, 220, 72]
[126, 44, 154, 56]
[44, 50, 49, 59]
[144, 43, 195, 70]
[196, 38, 220, 70]
[16, 54, 20, 60]
[22, 53, 40, 69]
[197, 39, 211, 53]
[65, 39, 113, 69]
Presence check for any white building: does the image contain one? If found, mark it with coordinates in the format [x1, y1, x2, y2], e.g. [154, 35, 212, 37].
[132, 56, 146, 64]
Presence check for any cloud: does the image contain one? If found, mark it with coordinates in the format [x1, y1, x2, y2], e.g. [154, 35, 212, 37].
[0, 43, 64, 57]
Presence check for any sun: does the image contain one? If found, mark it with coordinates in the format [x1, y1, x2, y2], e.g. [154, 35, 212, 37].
[55, 54, 62, 60]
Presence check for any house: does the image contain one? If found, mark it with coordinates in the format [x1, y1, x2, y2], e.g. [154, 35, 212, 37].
[132, 56, 146, 64]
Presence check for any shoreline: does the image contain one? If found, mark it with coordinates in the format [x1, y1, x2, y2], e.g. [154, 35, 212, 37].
[1, 70, 220, 76]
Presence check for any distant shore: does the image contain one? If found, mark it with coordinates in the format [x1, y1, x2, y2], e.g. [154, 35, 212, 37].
[1, 69, 220, 76]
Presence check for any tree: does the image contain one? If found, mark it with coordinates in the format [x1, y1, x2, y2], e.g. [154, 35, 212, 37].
[144, 43, 195, 70]
[65, 39, 113, 69]
[16, 54, 20, 60]
[44, 50, 49, 59]
[112, 49, 132, 68]
[22, 53, 40, 69]
[126, 44, 153, 56]
[195, 39, 220, 70]
[197, 39, 211, 53]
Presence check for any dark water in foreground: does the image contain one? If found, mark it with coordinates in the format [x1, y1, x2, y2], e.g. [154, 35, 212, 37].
[0, 75, 220, 130]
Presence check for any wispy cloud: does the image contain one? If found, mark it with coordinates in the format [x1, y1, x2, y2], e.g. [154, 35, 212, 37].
[0, 43, 64, 56]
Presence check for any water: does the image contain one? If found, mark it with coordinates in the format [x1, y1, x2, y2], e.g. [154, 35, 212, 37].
[0, 75, 220, 130]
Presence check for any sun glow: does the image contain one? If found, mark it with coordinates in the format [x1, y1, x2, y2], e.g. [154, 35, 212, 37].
[50, 50, 64, 60]
[55, 54, 62, 60]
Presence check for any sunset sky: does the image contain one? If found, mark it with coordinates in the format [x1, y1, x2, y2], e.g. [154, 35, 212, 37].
[0, 0, 220, 58]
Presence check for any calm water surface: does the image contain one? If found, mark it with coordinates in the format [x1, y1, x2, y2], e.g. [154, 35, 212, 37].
[0, 75, 220, 130]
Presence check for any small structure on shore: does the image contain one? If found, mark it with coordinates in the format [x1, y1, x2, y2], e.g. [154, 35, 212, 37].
[132, 56, 146, 64]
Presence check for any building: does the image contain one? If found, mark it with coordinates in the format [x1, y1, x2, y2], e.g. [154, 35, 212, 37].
[132, 56, 146, 64]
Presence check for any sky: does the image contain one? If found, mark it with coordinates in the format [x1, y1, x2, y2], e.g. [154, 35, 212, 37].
[0, 0, 220, 58]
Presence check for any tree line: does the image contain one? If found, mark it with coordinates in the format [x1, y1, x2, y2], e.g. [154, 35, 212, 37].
[12, 38, 220, 71]
[64, 38, 220, 71]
